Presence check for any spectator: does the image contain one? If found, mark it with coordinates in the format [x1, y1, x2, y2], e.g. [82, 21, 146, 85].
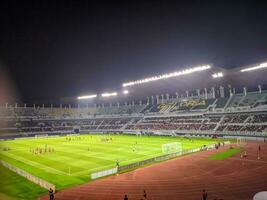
[49, 188, 54, 200]
[124, 194, 128, 200]
[143, 190, 147, 199]
[202, 189, 208, 200]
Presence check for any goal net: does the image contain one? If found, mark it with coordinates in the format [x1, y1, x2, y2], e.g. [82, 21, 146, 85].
[162, 142, 182, 154]
[35, 134, 49, 139]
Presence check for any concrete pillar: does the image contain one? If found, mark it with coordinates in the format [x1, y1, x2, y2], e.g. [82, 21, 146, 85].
[186, 90, 189, 98]
[156, 95, 160, 104]
[197, 89, 200, 97]
[166, 93, 170, 101]
[147, 97, 150, 105]
[211, 87, 215, 99]
[204, 88, 208, 99]
[219, 86, 225, 98]
[243, 87, 247, 96]
[258, 85, 262, 93]
[228, 85, 233, 96]
[161, 94, 164, 104]
[151, 96, 154, 104]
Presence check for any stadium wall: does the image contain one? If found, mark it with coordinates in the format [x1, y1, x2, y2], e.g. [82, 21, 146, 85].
[91, 167, 118, 179]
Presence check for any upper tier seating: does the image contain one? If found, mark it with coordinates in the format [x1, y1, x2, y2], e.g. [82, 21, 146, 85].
[191, 99, 215, 110]
[97, 104, 146, 115]
[228, 92, 267, 108]
[215, 97, 229, 108]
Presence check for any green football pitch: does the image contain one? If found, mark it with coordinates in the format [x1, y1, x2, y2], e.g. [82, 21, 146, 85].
[0, 134, 224, 199]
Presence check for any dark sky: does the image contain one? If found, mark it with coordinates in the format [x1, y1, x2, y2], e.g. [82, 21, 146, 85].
[1, 0, 267, 103]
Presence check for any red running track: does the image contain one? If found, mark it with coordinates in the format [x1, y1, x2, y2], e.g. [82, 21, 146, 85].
[40, 142, 267, 200]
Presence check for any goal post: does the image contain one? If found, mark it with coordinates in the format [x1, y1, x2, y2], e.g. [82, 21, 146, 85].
[162, 142, 182, 154]
[35, 134, 49, 139]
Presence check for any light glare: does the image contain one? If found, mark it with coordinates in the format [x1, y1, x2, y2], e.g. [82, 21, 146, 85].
[101, 92, 118, 97]
[241, 62, 267, 72]
[123, 90, 129, 94]
[122, 65, 211, 87]
[212, 72, 223, 78]
[77, 94, 97, 100]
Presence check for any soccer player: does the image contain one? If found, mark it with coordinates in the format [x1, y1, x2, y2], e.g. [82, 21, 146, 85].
[123, 194, 128, 200]
[116, 159, 120, 167]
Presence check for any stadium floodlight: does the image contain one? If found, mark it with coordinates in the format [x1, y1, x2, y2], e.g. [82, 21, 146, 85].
[77, 94, 97, 100]
[241, 62, 267, 72]
[101, 92, 118, 97]
[212, 72, 223, 78]
[123, 90, 129, 94]
[122, 65, 211, 87]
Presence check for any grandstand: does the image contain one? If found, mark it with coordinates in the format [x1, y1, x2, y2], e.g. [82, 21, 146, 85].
[1, 88, 267, 139]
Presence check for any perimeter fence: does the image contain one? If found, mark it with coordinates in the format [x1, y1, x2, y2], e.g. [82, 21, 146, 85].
[118, 143, 221, 172]
[0, 160, 55, 191]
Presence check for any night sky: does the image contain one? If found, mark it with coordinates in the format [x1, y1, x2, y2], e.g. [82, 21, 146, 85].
[1, 0, 267, 103]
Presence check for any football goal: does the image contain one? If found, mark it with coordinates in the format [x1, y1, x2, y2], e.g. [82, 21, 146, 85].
[35, 134, 49, 139]
[162, 142, 182, 154]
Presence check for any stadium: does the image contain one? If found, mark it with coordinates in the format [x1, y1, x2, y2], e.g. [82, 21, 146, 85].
[1, 1, 267, 200]
[1, 61, 267, 200]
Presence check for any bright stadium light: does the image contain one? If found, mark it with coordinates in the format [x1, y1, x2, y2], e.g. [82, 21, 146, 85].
[101, 92, 118, 97]
[241, 62, 267, 72]
[77, 94, 97, 100]
[212, 72, 223, 78]
[123, 90, 129, 94]
[122, 65, 211, 87]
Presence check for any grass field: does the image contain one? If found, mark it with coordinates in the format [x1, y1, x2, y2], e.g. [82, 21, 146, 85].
[0, 134, 224, 199]
[209, 147, 242, 160]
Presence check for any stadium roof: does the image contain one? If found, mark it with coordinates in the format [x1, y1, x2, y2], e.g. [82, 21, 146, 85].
[70, 61, 267, 105]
